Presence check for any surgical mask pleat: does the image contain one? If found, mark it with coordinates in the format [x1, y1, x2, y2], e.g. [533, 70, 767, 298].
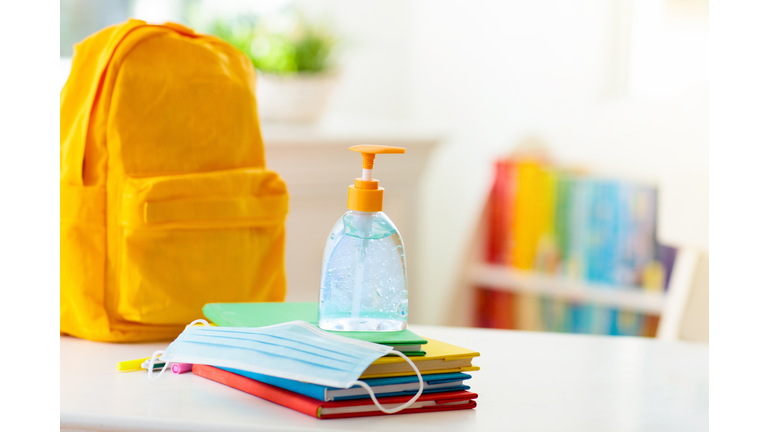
[183, 331, 361, 365]
[186, 327, 363, 359]
[177, 340, 357, 372]
[179, 334, 360, 370]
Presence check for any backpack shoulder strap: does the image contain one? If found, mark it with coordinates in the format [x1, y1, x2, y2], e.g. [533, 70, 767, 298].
[60, 19, 148, 186]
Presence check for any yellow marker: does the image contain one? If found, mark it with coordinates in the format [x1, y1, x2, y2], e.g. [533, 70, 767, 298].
[116, 357, 151, 372]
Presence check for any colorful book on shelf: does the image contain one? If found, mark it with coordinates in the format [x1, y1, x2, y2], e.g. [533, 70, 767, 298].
[193, 364, 478, 419]
[567, 174, 588, 280]
[203, 302, 427, 356]
[488, 159, 514, 264]
[553, 173, 573, 269]
[615, 309, 643, 336]
[361, 337, 479, 379]
[657, 244, 677, 291]
[516, 292, 543, 331]
[218, 368, 472, 402]
[511, 160, 547, 270]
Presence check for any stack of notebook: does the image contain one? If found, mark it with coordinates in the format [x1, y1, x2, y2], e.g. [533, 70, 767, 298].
[195, 302, 480, 419]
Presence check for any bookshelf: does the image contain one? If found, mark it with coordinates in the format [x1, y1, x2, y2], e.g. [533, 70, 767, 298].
[455, 156, 678, 337]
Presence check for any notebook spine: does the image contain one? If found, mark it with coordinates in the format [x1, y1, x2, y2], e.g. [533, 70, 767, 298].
[193, 364, 321, 418]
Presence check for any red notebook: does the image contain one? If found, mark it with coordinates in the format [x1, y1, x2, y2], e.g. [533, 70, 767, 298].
[193, 364, 478, 419]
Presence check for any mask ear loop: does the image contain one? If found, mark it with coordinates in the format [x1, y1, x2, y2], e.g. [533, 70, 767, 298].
[186, 319, 210, 328]
[352, 350, 424, 414]
[148, 319, 209, 381]
[147, 350, 170, 381]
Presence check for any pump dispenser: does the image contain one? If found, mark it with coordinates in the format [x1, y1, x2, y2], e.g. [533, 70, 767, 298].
[318, 146, 408, 331]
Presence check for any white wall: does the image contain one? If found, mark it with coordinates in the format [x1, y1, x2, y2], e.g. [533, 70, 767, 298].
[296, 0, 412, 121]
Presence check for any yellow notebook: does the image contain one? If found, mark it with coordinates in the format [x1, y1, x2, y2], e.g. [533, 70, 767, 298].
[360, 337, 480, 379]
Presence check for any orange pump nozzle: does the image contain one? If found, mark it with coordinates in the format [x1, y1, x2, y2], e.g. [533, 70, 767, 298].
[347, 145, 405, 212]
[350, 145, 406, 170]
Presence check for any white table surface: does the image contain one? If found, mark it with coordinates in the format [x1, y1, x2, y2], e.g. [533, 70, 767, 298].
[61, 325, 708, 432]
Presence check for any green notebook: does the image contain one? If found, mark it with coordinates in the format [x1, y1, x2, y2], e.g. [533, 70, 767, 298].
[202, 302, 427, 356]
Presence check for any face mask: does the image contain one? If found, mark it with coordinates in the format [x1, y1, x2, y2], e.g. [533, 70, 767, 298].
[147, 320, 424, 414]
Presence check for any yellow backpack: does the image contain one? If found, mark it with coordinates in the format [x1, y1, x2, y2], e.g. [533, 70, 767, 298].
[61, 20, 289, 342]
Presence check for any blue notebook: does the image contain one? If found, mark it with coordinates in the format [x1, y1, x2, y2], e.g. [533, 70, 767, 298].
[217, 368, 472, 402]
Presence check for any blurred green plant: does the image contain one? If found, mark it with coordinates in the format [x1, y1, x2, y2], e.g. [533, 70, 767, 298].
[208, 14, 337, 75]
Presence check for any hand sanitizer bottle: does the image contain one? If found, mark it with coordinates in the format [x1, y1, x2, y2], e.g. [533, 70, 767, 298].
[318, 146, 408, 331]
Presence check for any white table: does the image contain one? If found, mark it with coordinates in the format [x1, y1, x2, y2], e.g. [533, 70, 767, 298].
[61, 325, 708, 431]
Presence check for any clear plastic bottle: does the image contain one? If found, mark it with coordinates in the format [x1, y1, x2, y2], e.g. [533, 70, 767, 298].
[317, 145, 409, 331]
[318, 210, 408, 331]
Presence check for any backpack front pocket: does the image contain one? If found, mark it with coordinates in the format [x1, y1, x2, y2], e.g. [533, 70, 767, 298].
[117, 168, 288, 325]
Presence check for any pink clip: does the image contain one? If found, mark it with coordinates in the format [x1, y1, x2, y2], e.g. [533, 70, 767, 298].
[171, 363, 193, 374]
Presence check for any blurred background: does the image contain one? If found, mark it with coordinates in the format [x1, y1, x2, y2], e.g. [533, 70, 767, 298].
[61, 0, 708, 342]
